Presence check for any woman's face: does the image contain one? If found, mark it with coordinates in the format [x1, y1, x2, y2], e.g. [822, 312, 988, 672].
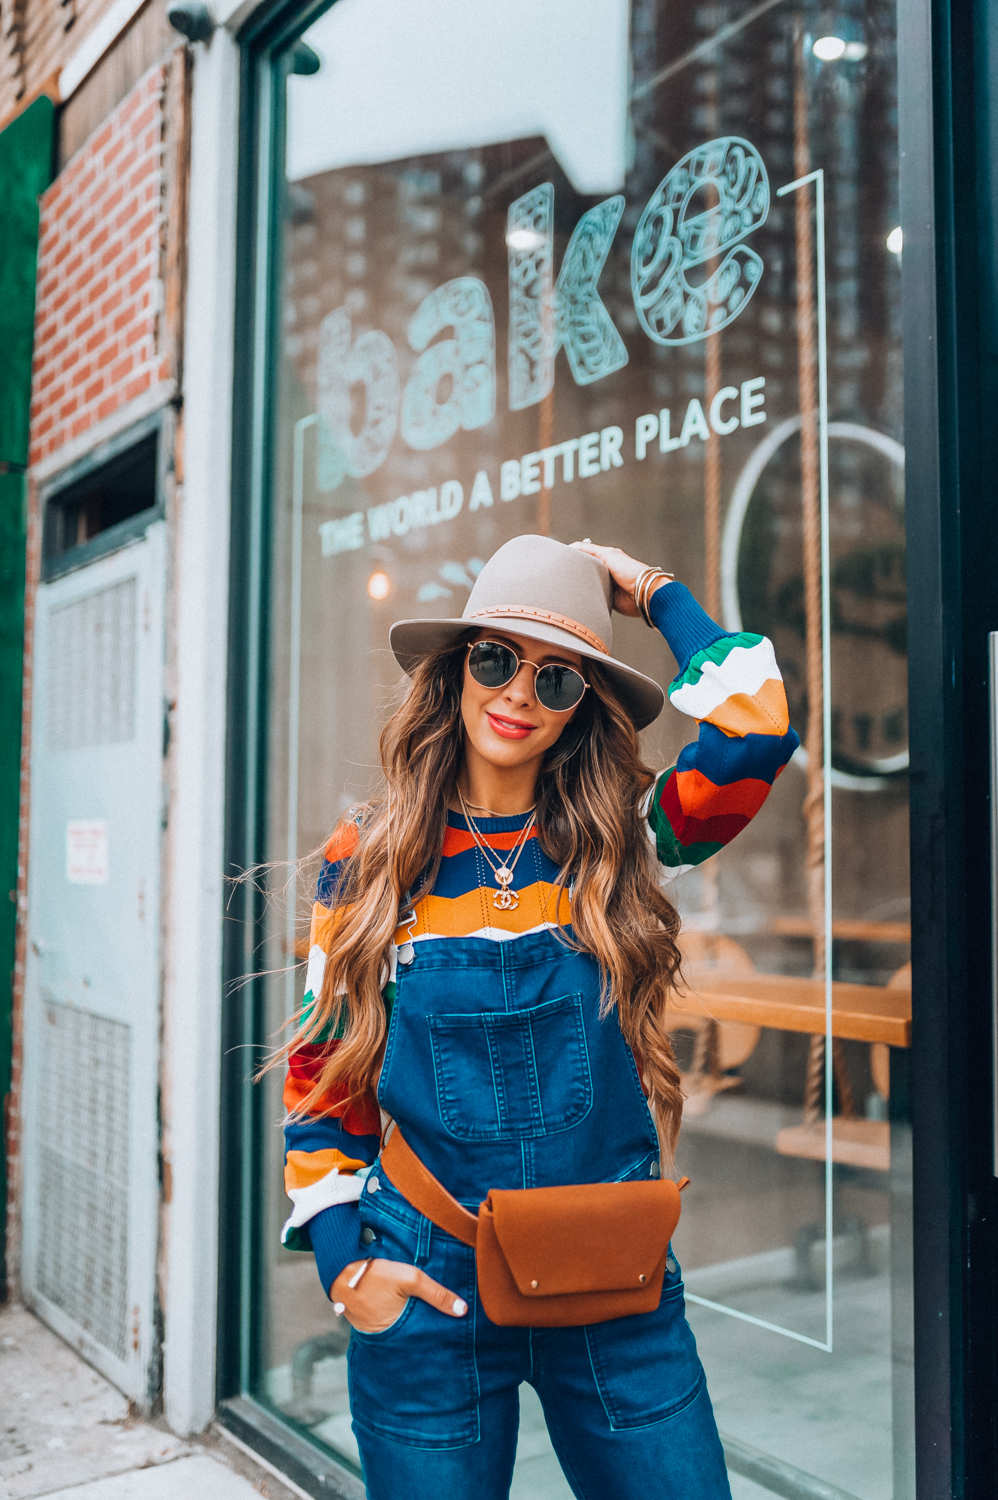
[460, 629, 586, 771]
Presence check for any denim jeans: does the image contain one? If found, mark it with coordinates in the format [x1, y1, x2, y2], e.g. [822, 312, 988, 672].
[348, 1175, 732, 1500]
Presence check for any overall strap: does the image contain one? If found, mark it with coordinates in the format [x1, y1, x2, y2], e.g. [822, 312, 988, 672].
[381, 1123, 479, 1248]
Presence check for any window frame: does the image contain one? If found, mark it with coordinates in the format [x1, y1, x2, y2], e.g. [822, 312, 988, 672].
[38, 407, 168, 582]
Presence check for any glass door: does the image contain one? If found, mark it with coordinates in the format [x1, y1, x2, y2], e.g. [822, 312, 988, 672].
[238, 2, 913, 1494]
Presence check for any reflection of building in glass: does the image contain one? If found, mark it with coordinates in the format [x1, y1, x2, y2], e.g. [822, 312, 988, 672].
[275, 0, 906, 932]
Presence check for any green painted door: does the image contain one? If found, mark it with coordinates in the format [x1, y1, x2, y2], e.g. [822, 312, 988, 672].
[0, 95, 54, 1296]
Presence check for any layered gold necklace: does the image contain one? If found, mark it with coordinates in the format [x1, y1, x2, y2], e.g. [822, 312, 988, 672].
[456, 786, 536, 911]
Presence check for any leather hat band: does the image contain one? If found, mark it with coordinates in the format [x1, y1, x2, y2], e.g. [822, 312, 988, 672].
[467, 606, 609, 656]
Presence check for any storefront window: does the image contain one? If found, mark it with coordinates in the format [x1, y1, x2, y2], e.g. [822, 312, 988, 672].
[247, 1, 911, 1493]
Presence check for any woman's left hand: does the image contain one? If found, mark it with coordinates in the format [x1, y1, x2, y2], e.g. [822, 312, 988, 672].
[571, 541, 665, 618]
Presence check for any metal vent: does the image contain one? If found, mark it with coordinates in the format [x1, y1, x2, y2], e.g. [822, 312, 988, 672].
[36, 1003, 130, 1360]
[46, 577, 137, 751]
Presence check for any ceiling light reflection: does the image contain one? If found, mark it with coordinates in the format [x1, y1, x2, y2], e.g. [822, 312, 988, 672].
[506, 227, 547, 252]
[813, 35, 868, 61]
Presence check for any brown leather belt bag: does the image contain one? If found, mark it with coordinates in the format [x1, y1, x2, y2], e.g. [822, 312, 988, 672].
[380, 1125, 688, 1327]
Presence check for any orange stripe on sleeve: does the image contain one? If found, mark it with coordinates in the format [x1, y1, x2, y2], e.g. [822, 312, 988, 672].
[672, 769, 772, 820]
[324, 820, 361, 863]
[284, 1147, 369, 1191]
[702, 678, 790, 738]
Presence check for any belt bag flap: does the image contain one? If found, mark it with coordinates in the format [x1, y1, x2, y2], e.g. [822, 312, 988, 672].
[483, 1178, 682, 1297]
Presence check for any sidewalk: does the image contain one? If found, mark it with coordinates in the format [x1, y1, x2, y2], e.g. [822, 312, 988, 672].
[0, 1304, 302, 1500]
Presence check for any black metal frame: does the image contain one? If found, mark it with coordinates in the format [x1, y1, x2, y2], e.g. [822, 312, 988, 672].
[218, 0, 998, 1494]
[899, 0, 998, 1494]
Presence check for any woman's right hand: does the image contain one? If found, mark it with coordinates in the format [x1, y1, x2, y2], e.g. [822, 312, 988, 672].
[330, 1257, 468, 1334]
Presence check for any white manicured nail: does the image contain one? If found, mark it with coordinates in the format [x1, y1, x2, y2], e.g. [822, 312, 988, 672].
[333, 1301, 345, 1315]
[453, 1298, 467, 1315]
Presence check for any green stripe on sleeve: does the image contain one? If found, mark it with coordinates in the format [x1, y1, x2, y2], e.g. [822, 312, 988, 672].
[670, 632, 764, 695]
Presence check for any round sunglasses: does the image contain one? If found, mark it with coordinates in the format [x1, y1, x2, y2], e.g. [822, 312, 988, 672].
[467, 640, 588, 713]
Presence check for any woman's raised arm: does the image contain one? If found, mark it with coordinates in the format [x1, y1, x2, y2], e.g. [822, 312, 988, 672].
[573, 541, 799, 876]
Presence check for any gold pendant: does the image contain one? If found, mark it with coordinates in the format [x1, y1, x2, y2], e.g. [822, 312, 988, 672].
[493, 865, 518, 910]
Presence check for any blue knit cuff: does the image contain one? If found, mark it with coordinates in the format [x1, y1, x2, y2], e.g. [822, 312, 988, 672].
[308, 1203, 363, 1299]
[648, 581, 728, 676]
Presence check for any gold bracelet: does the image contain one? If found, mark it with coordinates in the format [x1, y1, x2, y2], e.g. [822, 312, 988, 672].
[634, 567, 674, 626]
[643, 569, 671, 619]
[645, 570, 674, 621]
[632, 567, 656, 624]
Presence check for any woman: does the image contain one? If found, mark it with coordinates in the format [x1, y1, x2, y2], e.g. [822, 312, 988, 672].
[278, 535, 798, 1499]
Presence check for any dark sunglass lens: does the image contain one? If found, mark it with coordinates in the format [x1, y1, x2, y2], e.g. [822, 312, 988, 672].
[468, 641, 518, 689]
[536, 664, 586, 711]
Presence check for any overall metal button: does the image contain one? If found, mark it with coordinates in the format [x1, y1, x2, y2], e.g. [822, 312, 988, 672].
[666, 1256, 678, 1274]
[360, 1226, 377, 1246]
[367, 1176, 380, 1193]
[649, 1160, 661, 1178]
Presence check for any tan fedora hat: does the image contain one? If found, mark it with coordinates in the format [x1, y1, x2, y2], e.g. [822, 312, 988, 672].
[390, 534, 666, 729]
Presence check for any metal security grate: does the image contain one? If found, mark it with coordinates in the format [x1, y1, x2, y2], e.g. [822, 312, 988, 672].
[46, 577, 137, 751]
[36, 1003, 130, 1360]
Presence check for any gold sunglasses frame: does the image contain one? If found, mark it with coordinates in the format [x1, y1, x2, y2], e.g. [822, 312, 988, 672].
[466, 640, 589, 713]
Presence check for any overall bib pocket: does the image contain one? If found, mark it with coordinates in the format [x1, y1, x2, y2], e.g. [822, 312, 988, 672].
[427, 992, 593, 1142]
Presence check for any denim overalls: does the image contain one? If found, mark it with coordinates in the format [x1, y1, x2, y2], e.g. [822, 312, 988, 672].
[348, 927, 732, 1500]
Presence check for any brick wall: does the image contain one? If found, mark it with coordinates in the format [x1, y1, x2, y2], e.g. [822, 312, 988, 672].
[29, 61, 172, 468]
[1, 0, 113, 118]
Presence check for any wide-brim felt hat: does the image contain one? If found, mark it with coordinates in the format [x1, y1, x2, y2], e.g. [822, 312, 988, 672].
[389, 534, 666, 729]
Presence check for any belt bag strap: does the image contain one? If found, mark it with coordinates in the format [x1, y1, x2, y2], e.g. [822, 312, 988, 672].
[381, 1122, 479, 1247]
[379, 1123, 689, 1328]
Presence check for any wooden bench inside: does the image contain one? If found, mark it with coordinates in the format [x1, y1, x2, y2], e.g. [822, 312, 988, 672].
[673, 969, 911, 1048]
[775, 1118, 891, 1172]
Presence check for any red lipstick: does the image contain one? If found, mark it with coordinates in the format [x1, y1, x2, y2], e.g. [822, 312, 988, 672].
[487, 712, 536, 740]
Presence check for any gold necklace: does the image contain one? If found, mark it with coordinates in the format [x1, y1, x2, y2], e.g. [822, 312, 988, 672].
[456, 787, 536, 911]
[456, 780, 535, 820]
[457, 792, 504, 817]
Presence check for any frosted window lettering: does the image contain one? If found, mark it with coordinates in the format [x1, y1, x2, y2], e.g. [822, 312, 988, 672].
[631, 136, 769, 346]
[507, 183, 628, 411]
[399, 277, 496, 450]
[507, 183, 555, 412]
[317, 307, 399, 490]
[314, 136, 769, 491]
[555, 194, 629, 387]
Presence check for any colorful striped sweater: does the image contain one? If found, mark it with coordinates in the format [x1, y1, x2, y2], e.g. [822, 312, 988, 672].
[282, 582, 799, 1292]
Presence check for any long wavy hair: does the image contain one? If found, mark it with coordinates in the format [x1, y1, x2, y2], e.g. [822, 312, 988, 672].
[277, 635, 686, 1160]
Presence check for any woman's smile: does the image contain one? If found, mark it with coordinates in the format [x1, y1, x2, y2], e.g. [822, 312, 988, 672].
[485, 711, 537, 740]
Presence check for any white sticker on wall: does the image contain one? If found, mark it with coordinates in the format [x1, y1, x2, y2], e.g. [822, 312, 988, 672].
[66, 820, 109, 884]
